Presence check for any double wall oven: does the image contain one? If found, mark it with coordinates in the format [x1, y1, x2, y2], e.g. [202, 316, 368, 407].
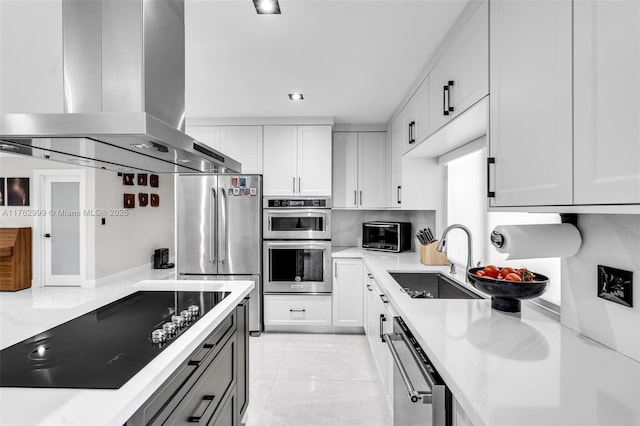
[263, 198, 332, 294]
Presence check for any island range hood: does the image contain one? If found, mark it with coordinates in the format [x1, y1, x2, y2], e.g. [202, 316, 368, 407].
[0, 0, 240, 173]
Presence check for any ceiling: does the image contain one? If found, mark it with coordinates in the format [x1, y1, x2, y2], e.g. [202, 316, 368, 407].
[185, 0, 469, 124]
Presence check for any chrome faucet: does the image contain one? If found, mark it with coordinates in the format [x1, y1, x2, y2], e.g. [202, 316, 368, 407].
[436, 224, 474, 280]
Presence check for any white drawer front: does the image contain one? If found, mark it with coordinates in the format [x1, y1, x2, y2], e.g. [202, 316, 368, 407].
[264, 295, 332, 325]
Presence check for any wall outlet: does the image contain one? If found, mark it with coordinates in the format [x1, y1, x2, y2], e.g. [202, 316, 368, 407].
[597, 265, 633, 307]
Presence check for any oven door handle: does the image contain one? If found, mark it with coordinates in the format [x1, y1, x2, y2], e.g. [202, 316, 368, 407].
[265, 242, 329, 250]
[384, 333, 434, 404]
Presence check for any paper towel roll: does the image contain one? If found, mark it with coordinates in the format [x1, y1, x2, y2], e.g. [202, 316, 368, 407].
[490, 223, 581, 260]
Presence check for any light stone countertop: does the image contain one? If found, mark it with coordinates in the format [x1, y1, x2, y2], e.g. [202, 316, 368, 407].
[333, 247, 640, 426]
[0, 279, 254, 426]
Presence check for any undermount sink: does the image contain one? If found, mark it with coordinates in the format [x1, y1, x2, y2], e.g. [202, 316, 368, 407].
[390, 272, 482, 300]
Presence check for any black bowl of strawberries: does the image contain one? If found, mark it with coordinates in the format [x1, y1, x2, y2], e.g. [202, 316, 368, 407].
[467, 266, 549, 313]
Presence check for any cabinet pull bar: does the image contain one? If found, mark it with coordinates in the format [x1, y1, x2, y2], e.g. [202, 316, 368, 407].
[380, 294, 389, 304]
[447, 80, 455, 113]
[292, 177, 295, 193]
[359, 190, 363, 205]
[487, 157, 496, 198]
[298, 177, 301, 193]
[354, 190, 357, 206]
[397, 186, 401, 204]
[379, 314, 387, 343]
[289, 308, 306, 312]
[188, 395, 215, 422]
[443, 85, 449, 116]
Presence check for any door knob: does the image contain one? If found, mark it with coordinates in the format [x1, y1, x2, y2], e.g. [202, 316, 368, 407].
[44, 233, 51, 238]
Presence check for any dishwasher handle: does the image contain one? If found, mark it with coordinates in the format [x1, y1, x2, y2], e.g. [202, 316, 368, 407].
[384, 333, 433, 404]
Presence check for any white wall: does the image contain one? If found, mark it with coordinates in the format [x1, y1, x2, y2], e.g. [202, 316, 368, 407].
[0, 154, 96, 282]
[0, 153, 175, 284]
[93, 170, 175, 279]
[562, 214, 640, 362]
[332, 209, 436, 251]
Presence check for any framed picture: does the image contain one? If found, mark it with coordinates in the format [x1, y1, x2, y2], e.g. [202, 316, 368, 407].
[150, 193, 160, 207]
[150, 174, 159, 188]
[137, 173, 148, 186]
[0, 178, 4, 206]
[123, 173, 135, 186]
[138, 193, 149, 207]
[7, 177, 30, 206]
[124, 193, 135, 208]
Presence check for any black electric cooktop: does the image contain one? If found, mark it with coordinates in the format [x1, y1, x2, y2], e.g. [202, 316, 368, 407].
[0, 291, 229, 389]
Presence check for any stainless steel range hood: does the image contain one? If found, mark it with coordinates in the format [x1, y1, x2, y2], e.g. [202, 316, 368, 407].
[0, 0, 239, 173]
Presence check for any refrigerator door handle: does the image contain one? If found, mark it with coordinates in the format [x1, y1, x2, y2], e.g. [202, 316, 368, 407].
[219, 187, 228, 264]
[210, 188, 217, 264]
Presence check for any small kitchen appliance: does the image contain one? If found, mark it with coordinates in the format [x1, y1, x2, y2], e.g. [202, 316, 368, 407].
[362, 221, 411, 252]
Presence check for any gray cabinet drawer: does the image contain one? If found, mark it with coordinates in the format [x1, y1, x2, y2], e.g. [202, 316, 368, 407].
[163, 335, 235, 425]
[211, 387, 235, 426]
[128, 311, 237, 426]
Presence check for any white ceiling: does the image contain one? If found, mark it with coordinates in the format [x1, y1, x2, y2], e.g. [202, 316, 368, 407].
[185, 0, 468, 124]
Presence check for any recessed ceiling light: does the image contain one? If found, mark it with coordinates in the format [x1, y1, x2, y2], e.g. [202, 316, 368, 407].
[289, 93, 304, 101]
[253, 0, 280, 15]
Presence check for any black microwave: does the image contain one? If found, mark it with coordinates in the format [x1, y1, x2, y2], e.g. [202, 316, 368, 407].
[362, 222, 412, 252]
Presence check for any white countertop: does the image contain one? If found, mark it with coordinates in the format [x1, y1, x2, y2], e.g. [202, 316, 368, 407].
[0, 279, 254, 426]
[333, 247, 640, 426]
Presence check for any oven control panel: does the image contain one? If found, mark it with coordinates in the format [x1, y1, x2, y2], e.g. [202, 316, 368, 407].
[266, 198, 329, 208]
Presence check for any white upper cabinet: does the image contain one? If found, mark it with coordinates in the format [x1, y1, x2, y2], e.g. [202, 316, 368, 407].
[219, 126, 263, 174]
[403, 79, 429, 154]
[263, 126, 299, 196]
[358, 132, 387, 208]
[333, 132, 387, 209]
[390, 118, 403, 207]
[187, 126, 222, 151]
[297, 126, 333, 197]
[333, 132, 359, 208]
[574, 0, 640, 205]
[488, 0, 573, 207]
[186, 126, 262, 174]
[429, 0, 488, 135]
[263, 125, 332, 197]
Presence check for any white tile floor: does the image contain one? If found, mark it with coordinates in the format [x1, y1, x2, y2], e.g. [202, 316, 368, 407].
[245, 333, 393, 426]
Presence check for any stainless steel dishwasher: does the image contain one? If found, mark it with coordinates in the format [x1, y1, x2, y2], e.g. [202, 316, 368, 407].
[384, 317, 451, 426]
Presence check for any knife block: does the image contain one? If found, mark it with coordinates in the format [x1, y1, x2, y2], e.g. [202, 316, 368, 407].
[419, 241, 449, 266]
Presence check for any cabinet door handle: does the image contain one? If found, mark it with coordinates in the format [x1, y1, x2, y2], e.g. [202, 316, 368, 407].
[354, 190, 357, 206]
[379, 314, 387, 343]
[289, 308, 306, 312]
[188, 395, 216, 422]
[380, 294, 389, 304]
[359, 190, 363, 206]
[408, 121, 416, 144]
[366, 284, 373, 291]
[443, 84, 449, 116]
[292, 177, 296, 193]
[487, 157, 496, 198]
[447, 80, 454, 114]
[397, 186, 401, 204]
[298, 177, 301, 193]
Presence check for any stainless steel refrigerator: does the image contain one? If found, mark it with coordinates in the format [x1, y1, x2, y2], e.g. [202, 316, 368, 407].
[177, 174, 262, 334]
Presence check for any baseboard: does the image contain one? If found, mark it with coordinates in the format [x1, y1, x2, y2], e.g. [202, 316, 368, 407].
[264, 325, 365, 334]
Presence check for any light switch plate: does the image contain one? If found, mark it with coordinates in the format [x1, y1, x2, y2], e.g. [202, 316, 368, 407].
[597, 265, 633, 307]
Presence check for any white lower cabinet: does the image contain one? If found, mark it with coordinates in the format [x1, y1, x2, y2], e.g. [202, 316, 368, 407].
[363, 266, 394, 411]
[332, 259, 364, 327]
[263, 295, 332, 326]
